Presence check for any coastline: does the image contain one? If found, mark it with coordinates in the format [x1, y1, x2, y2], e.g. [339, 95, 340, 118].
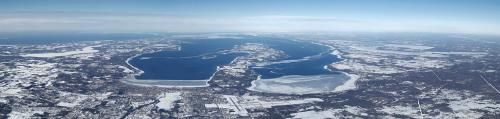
[321, 42, 359, 92]
[333, 72, 359, 92]
[121, 41, 361, 92]
[247, 42, 360, 94]
[247, 75, 261, 92]
[121, 44, 248, 88]
[316, 41, 360, 92]
[121, 77, 209, 88]
[312, 41, 342, 59]
[126, 53, 144, 75]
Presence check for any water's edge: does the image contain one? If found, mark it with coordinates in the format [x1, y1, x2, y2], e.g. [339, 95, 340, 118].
[121, 40, 360, 93]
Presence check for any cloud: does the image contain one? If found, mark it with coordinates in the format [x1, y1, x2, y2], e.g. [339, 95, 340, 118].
[0, 12, 499, 35]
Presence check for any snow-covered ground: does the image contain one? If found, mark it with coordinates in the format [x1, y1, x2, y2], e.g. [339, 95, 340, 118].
[22, 46, 99, 58]
[290, 110, 337, 119]
[56, 92, 91, 107]
[380, 105, 421, 117]
[156, 92, 182, 111]
[290, 106, 367, 119]
[322, 40, 485, 75]
[205, 95, 323, 116]
[332, 59, 405, 74]
[432, 89, 500, 118]
[0, 60, 58, 98]
[385, 44, 434, 50]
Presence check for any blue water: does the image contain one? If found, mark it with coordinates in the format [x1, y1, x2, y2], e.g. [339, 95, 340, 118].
[129, 38, 248, 80]
[130, 36, 342, 80]
[247, 38, 340, 79]
[1, 32, 341, 80]
[253, 52, 339, 79]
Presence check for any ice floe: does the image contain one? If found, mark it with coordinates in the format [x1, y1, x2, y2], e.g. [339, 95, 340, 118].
[333, 72, 360, 92]
[248, 74, 349, 94]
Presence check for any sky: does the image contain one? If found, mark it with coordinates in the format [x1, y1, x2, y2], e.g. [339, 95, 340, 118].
[1, 0, 499, 35]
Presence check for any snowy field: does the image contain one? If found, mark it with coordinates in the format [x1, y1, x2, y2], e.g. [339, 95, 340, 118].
[22, 46, 99, 58]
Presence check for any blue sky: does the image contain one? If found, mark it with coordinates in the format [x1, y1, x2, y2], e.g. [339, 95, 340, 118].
[1, 0, 499, 34]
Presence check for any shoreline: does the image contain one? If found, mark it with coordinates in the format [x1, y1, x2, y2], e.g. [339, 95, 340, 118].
[126, 53, 144, 75]
[247, 42, 360, 94]
[247, 75, 261, 92]
[319, 42, 359, 92]
[121, 44, 249, 88]
[333, 72, 359, 92]
[122, 41, 361, 92]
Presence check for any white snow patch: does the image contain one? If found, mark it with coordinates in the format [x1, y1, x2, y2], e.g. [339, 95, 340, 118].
[57, 102, 80, 107]
[2, 88, 22, 95]
[56, 92, 89, 107]
[385, 44, 434, 50]
[394, 58, 451, 69]
[334, 73, 360, 92]
[0, 98, 6, 103]
[8, 111, 34, 119]
[118, 65, 134, 73]
[332, 60, 404, 74]
[22, 46, 99, 58]
[380, 105, 420, 117]
[291, 106, 367, 119]
[485, 70, 497, 73]
[291, 110, 336, 119]
[440, 89, 500, 118]
[156, 92, 182, 111]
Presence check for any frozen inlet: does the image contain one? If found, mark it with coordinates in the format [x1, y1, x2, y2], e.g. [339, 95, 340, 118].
[248, 74, 352, 94]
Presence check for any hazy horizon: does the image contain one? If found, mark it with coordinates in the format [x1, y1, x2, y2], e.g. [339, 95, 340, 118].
[1, 0, 499, 35]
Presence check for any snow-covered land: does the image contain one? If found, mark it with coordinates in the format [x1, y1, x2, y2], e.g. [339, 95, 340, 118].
[22, 46, 99, 58]
[322, 40, 486, 75]
[290, 105, 367, 119]
[291, 110, 337, 119]
[205, 95, 323, 116]
[156, 92, 182, 111]
[384, 44, 434, 50]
